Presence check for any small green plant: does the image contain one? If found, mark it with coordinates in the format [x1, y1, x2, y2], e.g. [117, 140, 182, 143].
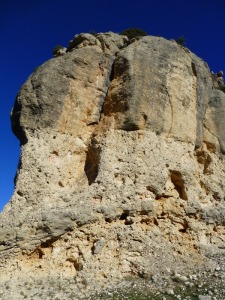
[120, 28, 147, 40]
[175, 36, 186, 46]
[52, 45, 64, 56]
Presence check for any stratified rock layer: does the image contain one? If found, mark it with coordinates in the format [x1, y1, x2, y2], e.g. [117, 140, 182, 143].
[0, 32, 224, 299]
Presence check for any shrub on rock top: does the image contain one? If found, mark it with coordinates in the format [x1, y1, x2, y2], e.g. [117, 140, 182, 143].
[52, 45, 64, 56]
[175, 36, 186, 46]
[120, 28, 147, 40]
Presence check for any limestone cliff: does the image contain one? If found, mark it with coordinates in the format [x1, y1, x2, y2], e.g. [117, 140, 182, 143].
[0, 32, 225, 299]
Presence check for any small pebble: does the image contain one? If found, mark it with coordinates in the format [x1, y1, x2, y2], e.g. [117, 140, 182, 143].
[166, 288, 174, 295]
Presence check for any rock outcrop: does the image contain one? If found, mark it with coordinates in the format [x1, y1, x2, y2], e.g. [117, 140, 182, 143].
[0, 32, 225, 299]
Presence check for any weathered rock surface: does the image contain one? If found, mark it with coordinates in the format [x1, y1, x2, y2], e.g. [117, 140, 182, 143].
[0, 32, 225, 299]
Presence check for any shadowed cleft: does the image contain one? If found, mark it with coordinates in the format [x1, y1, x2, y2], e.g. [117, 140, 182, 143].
[10, 97, 28, 145]
[84, 139, 101, 185]
[40, 237, 58, 248]
[195, 149, 212, 174]
[170, 170, 188, 200]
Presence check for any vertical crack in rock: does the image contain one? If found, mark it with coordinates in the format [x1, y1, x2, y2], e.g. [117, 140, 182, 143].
[84, 55, 117, 184]
[192, 60, 203, 150]
[170, 170, 187, 200]
[193, 59, 211, 150]
[97, 59, 116, 123]
[191, 62, 197, 77]
[178, 219, 189, 233]
[101, 52, 146, 132]
[164, 85, 174, 136]
[84, 138, 102, 185]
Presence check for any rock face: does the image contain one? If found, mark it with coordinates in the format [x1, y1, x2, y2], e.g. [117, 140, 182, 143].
[1, 32, 225, 299]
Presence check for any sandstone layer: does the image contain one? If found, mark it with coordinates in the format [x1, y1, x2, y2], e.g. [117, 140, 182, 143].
[0, 32, 225, 299]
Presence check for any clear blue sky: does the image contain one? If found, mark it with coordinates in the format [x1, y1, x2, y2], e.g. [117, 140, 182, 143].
[1, 0, 225, 211]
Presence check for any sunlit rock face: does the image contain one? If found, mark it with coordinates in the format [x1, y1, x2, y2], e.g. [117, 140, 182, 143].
[0, 32, 224, 299]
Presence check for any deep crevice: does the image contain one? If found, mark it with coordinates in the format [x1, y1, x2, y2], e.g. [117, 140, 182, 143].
[120, 211, 129, 220]
[109, 62, 115, 81]
[153, 218, 159, 226]
[84, 139, 101, 185]
[40, 237, 58, 248]
[84, 57, 117, 184]
[122, 122, 140, 131]
[170, 170, 188, 200]
[191, 62, 197, 77]
[102, 56, 131, 117]
[37, 248, 44, 259]
[179, 219, 189, 233]
[98, 59, 116, 122]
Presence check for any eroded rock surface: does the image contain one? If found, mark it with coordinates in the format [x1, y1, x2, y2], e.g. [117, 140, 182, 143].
[0, 32, 225, 299]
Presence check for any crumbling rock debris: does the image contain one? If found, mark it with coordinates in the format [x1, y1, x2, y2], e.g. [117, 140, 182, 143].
[0, 32, 225, 299]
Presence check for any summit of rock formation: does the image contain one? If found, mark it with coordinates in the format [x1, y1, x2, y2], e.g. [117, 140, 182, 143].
[0, 32, 225, 299]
